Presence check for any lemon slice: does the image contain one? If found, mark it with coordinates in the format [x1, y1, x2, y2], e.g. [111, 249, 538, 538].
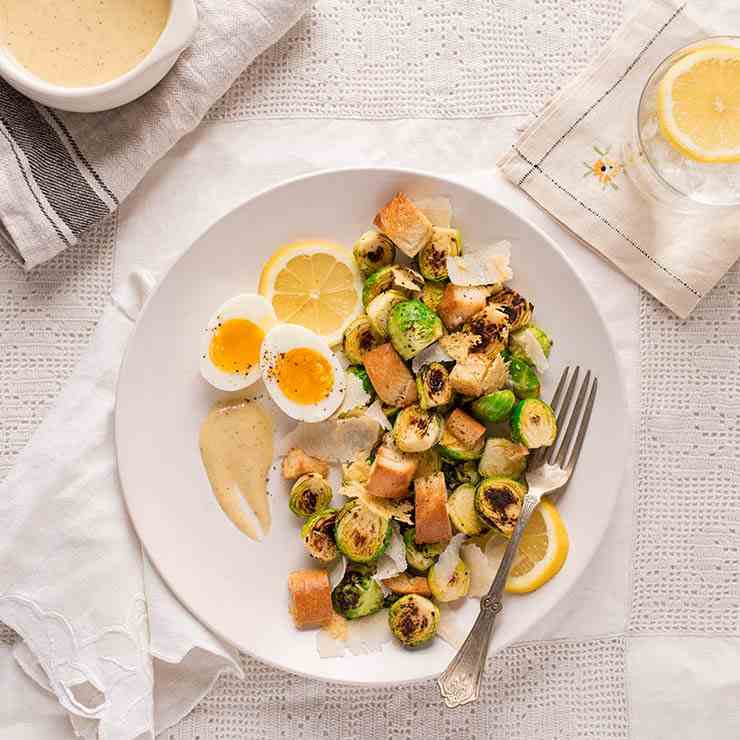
[658, 45, 740, 163]
[505, 498, 569, 594]
[258, 241, 363, 346]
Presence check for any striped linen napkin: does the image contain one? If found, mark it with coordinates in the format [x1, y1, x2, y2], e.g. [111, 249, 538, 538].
[498, 0, 740, 318]
[0, 0, 310, 270]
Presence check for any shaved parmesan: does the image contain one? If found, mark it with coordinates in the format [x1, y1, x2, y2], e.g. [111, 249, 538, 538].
[432, 533, 467, 587]
[484, 534, 507, 569]
[364, 398, 392, 431]
[461, 542, 496, 597]
[341, 455, 372, 485]
[277, 415, 381, 462]
[411, 341, 453, 374]
[413, 196, 452, 228]
[516, 329, 549, 373]
[329, 556, 348, 589]
[357, 489, 414, 525]
[345, 610, 391, 655]
[374, 522, 407, 580]
[447, 240, 513, 286]
[436, 603, 467, 649]
[338, 371, 372, 415]
[482, 353, 509, 393]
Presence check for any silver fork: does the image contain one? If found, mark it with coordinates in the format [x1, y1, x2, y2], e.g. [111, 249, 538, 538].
[437, 366, 598, 708]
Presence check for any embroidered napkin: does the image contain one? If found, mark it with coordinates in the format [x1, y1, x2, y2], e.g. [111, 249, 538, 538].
[0, 0, 310, 271]
[498, 0, 740, 318]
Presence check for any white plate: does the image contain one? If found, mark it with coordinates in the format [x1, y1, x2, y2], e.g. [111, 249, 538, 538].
[116, 168, 628, 685]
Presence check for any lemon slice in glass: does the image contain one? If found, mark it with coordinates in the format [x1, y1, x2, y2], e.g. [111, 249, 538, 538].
[658, 45, 740, 163]
[258, 241, 363, 346]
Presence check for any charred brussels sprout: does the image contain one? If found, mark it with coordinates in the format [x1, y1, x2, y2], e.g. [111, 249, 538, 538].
[416, 362, 453, 410]
[448, 483, 487, 535]
[510, 399, 557, 448]
[421, 281, 447, 311]
[388, 594, 440, 647]
[414, 448, 441, 479]
[301, 508, 339, 562]
[428, 558, 471, 601]
[334, 499, 392, 563]
[509, 325, 552, 364]
[508, 357, 540, 399]
[289, 474, 333, 518]
[417, 227, 461, 281]
[441, 459, 481, 491]
[491, 287, 533, 332]
[362, 265, 424, 307]
[353, 230, 396, 276]
[388, 299, 444, 360]
[471, 389, 517, 424]
[436, 427, 485, 462]
[366, 289, 406, 338]
[478, 438, 529, 478]
[347, 365, 374, 396]
[331, 570, 384, 619]
[474, 478, 527, 536]
[403, 528, 446, 573]
[343, 316, 382, 365]
[466, 304, 510, 357]
[382, 403, 401, 422]
[393, 404, 443, 453]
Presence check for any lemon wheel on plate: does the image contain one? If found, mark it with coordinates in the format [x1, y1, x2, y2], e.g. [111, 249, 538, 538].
[258, 241, 363, 347]
[658, 45, 740, 163]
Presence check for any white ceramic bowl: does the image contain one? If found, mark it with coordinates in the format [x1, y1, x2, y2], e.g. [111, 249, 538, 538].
[0, 0, 198, 113]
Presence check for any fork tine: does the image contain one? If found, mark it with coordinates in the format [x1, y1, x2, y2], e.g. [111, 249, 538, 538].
[529, 367, 569, 468]
[546, 366, 580, 465]
[565, 376, 598, 473]
[553, 370, 591, 468]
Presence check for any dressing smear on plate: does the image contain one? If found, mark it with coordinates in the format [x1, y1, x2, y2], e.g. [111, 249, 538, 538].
[0, 0, 170, 87]
[199, 399, 274, 541]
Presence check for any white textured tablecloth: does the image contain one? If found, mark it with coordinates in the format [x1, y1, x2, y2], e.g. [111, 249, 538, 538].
[2, 1, 740, 738]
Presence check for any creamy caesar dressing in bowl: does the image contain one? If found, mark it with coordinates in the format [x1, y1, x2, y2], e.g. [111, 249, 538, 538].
[0, 0, 198, 112]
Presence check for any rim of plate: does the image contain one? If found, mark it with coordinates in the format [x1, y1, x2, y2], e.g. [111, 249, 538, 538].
[115, 166, 630, 686]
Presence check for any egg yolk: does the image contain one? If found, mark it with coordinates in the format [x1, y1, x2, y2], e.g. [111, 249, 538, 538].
[209, 318, 264, 374]
[276, 348, 334, 405]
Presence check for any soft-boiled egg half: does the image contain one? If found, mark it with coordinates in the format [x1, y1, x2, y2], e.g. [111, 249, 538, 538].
[200, 294, 276, 391]
[260, 324, 346, 422]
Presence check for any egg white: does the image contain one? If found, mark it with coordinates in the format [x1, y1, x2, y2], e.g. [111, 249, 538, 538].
[200, 294, 276, 391]
[260, 324, 346, 422]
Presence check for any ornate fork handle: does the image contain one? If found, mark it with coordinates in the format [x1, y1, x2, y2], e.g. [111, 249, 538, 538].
[437, 492, 541, 708]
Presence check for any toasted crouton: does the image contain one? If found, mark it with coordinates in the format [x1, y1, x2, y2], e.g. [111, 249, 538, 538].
[364, 343, 418, 407]
[445, 409, 486, 450]
[481, 353, 509, 394]
[382, 573, 432, 596]
[414, 472, 452, 544]
[366, 443, 418, 499]
[282, 448, 330, 479]
[373, 193, 433, 258]
[449, 354, 492, 397]
[287, 569, 333, 629]
[437, 284, 490, 330]
[440, 331, 478, 362]
[467, 303, 510, 357]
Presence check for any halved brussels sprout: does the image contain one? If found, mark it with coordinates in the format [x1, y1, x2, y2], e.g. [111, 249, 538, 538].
[334, 499, 392, 563]
[474, 478, 526, 536]
[491, 287, 534, 331]
[421, 281, 447, 311]
[353, 230, 396, 276]
[366, 290, 407, 338]
[417, 227, 461, 281]
[441, 459, 480, 490]
[510, 399, 557, 448]
[509, 325, 552, 364]
[301, 508, 339, 562]
[478, 438, 529, 478]
[403, 528, 446, 573]
[470, 389, 517, 424]
[393, 404, 443, 453]
[388, 299, 444, 360]
[382, 403, 400, 422]
[416, 362, 452, 410]
[414, 448, 441, 479]
[508, 357, 540, 399]
[289, 473, 333, 518]
[466, 304, 510, 357]
[388, 594, 440, 647]
[343, 316, 382, 365]
[362, 265, 424, 307]
[428, 558, 471, 602]
[436, 427, 485, 462]
[347, 365, 375, 396]
[448, 483, 487, 535]
[331, 570, 384, 619]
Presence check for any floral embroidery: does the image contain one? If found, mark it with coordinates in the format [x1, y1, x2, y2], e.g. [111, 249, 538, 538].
[583, 145, 623, 190]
